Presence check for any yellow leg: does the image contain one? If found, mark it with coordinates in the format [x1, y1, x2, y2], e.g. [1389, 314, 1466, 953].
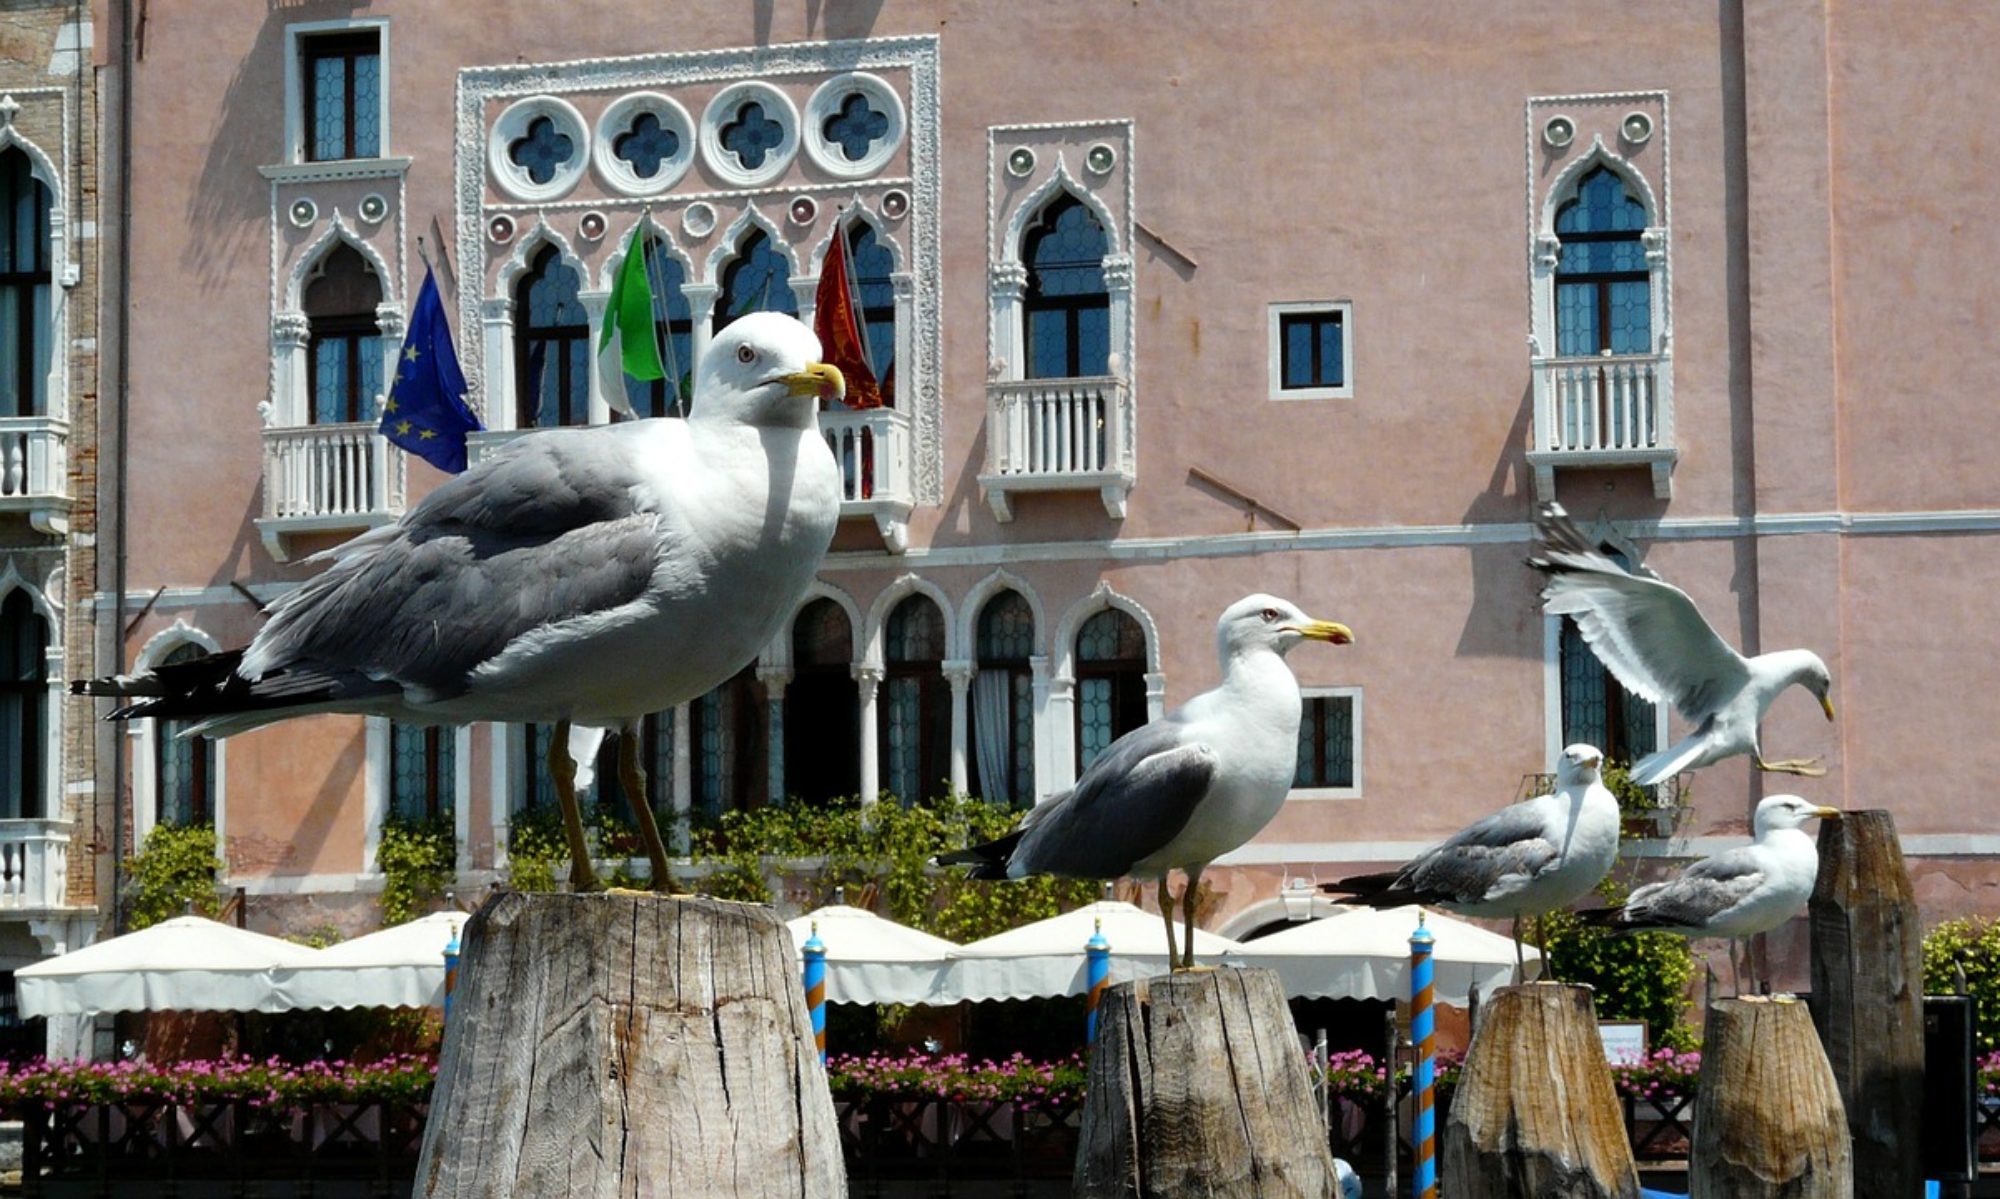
[549, 718, 599, 892]
[619, 727, 680, 894]
[1157, 877, 1178, 965]
[1180, 868, 1204, 971]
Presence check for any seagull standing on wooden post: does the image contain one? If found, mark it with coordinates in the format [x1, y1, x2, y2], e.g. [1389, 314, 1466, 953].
[79, 313, 845, 894]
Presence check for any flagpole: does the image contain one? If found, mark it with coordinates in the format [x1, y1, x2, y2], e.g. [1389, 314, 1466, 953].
[838, 216, 877, 379]
[636, 213, 683, 419]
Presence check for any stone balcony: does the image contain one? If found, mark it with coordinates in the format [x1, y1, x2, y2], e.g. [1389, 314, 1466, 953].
[0, 416, 70, 535]
[1526, 351, 1676, 500]
[256, 421, 407, 561]
[978, 375, 1134, 522]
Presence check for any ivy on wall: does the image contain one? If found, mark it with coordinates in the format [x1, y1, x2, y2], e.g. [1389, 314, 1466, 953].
[123, 824, 223, 931]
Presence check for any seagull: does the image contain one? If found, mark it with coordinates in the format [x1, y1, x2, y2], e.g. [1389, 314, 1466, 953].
[78, 312, 845, 893]
[1529, 501, 1835, 786]
[936, 595, 1353, 969]
[1322, 744, 1621, 981]
[1580, 794, 1839, 996]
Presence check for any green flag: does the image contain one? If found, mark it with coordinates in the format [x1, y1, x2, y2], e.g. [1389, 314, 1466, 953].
[597, 226, 666, 416]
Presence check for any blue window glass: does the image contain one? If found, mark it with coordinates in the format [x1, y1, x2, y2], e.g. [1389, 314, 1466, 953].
[1074, 609, 1145, 772]
[974, 591, 1036, 807]
[614, 112, 679, 179]
[1553, 166, 1651, 356]
[625, 239, 695, 418]
[1294, 695, 1354, 788]
[303, 242, 384, 423]
[719, 101, 785, 171]
[1278, 311, 1344, 390]
[715, 229, 797, 334]
[1023, 195, 1110, 379]
[880, 596, 946, 805]
[510, 116, 574, 186]
[0, 590, 43, 820]
[391, 724, 456, 824]
[155, 643, 215, 828]
[515, 246, 589, 428]
[0, 150, 52, 419]
[823, 92, 889, 162]
[304, 32, 380, 161]
[1560, 612, 1656, 766]
[847, 223, 897, 399]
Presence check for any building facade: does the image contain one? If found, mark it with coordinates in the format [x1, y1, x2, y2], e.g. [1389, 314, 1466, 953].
[82, 1, 2000, 989]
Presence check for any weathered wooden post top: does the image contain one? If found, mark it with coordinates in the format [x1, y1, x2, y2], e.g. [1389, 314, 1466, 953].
[415, 891, 845, 1199]
[1689, 996, 1851, 1198]
[1443, 983, 1641, 1199]
[1074, 967, 1336, 1199]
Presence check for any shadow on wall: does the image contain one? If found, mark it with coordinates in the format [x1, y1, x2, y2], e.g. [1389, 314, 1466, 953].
[1451, 382, 1537, 660]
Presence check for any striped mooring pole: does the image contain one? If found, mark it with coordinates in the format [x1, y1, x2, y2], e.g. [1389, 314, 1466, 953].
[803, 921, 828, 1064]
[1410, 912, 1437, 1199]
[442, 927, 462, 1018]
[1085, 917, 1111, 1041]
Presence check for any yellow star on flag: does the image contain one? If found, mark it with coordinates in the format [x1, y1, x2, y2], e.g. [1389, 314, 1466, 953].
[395, 420, 413, 436]
[403, 345, 421, 362]
[383, 397, 398, 414]
[417, 428, 438, 440]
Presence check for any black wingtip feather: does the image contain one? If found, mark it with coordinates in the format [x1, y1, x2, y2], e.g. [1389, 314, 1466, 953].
[934, 829, 1025, 881]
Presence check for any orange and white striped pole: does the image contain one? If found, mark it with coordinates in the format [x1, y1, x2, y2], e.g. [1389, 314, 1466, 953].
[802, 921, 827, 1064]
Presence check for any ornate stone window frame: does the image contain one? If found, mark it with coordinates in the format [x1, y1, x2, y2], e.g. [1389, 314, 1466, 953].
[593, 92, 696, 197]
[489, 95, 591, 204]
[129, 621, 226, 857]
[1047, 582, 1163, 794]
[0, 90, 78, 425]
[803, 72, 905, 180]
[700, 80, 800, 188]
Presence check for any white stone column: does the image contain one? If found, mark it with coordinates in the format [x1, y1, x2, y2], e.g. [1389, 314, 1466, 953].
[1144, 670, 1168, 723]
[1046, 671, 1077, 795]
[480, 297, 517, 430]
[682, 283, 720, 379]
[757, 665, 792, 807]
[790, 276, 819, 329]
[374, 300, 407, 415]
[1026, 654, 1049, 803]
[271, 312, 311, 426]
[580, 290, 612, 424]
[853, 664, 882, 808]
[943, 658, 975, 798]
[987, 263, 1027, 381]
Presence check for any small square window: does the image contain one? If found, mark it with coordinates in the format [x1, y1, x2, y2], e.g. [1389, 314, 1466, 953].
[1292, 687, 1361, 798]
[289, 23, 386, 164]
[1267, 301, 1353, 400]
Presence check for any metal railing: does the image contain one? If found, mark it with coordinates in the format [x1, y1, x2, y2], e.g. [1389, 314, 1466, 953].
[261, 422, 406, 522]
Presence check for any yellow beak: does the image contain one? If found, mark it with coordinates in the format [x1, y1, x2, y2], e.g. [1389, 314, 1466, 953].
[1821, 695, 1837, 721]
[783, 362, 846, 402]
[1287, 620, 1354, 645]
[1814, 806, 1843, 820]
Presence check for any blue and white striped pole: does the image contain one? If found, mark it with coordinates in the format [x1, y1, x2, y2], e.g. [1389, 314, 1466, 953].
[802, 921, 828, 1064]
[1085, 917, 1111, 1041]
[1411, 913, 1437, 1199]
[442, 926, 462, 1018]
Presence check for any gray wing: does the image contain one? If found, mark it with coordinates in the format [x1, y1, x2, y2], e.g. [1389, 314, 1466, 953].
[1399, 802, 1562, 904]
[1011, 719, 1218, 878]
[1625, 848, 1767, 930]
[1531, 503, 1750, 724]
[243, 427, 667, 696]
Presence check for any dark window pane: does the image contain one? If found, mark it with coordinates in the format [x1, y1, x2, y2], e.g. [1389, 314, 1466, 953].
[350, 51, 380, 157]
[1607, 280, 1651, 354]
[719, 101, 784, 170]
[1022, 195, 1110, 381]
[793, 599, 852, 668]
[848, 224, 896, 388]
[516, 246, 589, 428]
[886, 596, 944, 663]
[310, 55, 348, 161]
[614, 112, 679, 178]
[155, 642, 213, 827]
[510, 116, 574, 186]
[823, 92, 889, 161]
[715, 230, 797, 333]
[977, 592, 1035, 661]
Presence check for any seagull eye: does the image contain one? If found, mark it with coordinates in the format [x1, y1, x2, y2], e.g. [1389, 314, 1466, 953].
[1260, 608, 1279, 623]
[736, 345, 756, 365]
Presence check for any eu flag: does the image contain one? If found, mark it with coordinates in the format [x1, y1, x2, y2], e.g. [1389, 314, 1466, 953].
[379, 269, 481, 473]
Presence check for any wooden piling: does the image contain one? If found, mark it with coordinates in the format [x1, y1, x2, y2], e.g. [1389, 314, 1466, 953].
[1808, 809, 1924, 1199]
[1689, 997, 1851, 1198]
[414, 891, 845, 1199]
[1074, 967, 1336, 1199]
[1441, 983, 1640, 1199]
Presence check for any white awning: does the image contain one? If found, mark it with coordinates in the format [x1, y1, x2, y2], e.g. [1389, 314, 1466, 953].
[940, 900, 1244, 1004]
[17, 916, 324, 1017]
[275, 911, 469, 1010]
[1224, 905, 1534, 1006]
[786, 904, 958, 1006]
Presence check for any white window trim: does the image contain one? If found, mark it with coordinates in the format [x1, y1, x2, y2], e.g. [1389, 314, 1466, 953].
[1266, 301, 1353, 401]
[364, 717, 472, 876]
[283, 18, 392, 166]
[1542, 612, 1670, 770]
[1290, 685, 1361, 800]
[128, 623, 227, 863]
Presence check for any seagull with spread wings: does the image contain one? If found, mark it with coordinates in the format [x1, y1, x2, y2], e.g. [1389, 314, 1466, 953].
[1580, 794, 1839, 995]
[937, 595, 1353, 969]
[1529, 501, 1835, 786]
[1321, 744, 1621, 980]
[79, 313, 845, 893]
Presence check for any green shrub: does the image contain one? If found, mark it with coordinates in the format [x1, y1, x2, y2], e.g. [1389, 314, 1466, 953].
[124, 823, 222, 930]
[1533, 881, 1698, 1050]
[377, 816, 455, 925]
[1924, 917, 2000, 1052]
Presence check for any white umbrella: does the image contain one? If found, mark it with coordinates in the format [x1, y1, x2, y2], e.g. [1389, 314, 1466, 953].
[275, 910, 469, 1010]
[785, 904, 958, 1005]
[1224, 905, 1534, 1005]
[941, 900, 1244, 1004]
[17, 915, 324, 1017]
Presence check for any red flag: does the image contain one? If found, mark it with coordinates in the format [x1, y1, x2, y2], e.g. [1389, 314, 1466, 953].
[814, 228, 884, 410]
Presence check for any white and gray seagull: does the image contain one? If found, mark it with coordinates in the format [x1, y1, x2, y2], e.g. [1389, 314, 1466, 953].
[79, 312, 845, 893]
[1322, 744, 1622, 981]
[936, 595, 1354, 969]
[1529, 501, 1836, 786]
[1580, 794, 1839, 996]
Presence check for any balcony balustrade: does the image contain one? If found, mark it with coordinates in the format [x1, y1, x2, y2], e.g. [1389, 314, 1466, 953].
[1527, 352, 1676, 499]
[0, 416, 70, 534]
[257, 422, 407, 560]
[0, 819, 72, 911]
[979, 376, 1134, 522]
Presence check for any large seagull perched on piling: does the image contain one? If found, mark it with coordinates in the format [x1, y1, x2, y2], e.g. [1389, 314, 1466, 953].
[1529, 501, 1836, 786]
[79, 313, 845, 893]
[1321, 744, 1621, 981]
[1581, 794, 1839, 995]
[937, 595, 1353, 969]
